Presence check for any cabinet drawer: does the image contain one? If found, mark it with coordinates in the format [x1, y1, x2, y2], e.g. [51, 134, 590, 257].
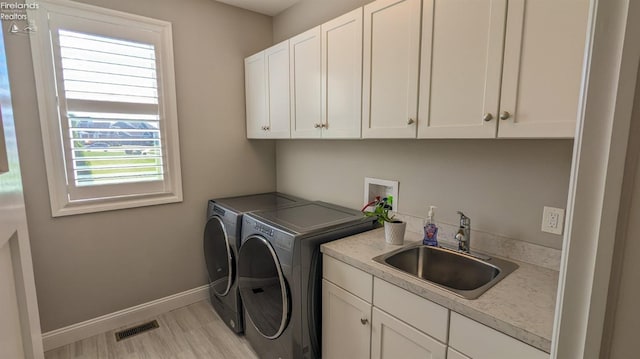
[323, 255, 373, 302]
[449, 312, 548, 359]
[373, 277, 448, 343]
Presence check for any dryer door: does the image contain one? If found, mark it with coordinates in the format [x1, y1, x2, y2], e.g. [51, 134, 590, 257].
[238, 235, 289, 339]
[203, 216, 233, 296]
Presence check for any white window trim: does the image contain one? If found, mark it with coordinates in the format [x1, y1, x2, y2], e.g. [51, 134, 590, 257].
[28, 0, 183, 217]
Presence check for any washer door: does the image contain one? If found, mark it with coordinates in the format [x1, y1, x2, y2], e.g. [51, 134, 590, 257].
[238, 235, 289, 339]
[203, 216, 233, 296]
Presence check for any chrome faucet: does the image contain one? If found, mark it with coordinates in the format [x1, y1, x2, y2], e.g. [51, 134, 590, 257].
[455, 211, 470, 253]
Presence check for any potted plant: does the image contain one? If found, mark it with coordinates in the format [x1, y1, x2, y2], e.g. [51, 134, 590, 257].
[361, 196, 406, 245]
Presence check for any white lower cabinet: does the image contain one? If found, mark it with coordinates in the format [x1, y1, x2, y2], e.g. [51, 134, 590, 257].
[322, 256, 549, 359]
[322, 256, 373, 359]
[322, 280, 372, 359]
[371, 308, 446, 359]
[323, 256, 446, 359]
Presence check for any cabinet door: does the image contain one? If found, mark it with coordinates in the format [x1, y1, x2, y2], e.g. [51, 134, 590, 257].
[417, 0, 507, 139]
[244, 51, 268, 139]
[371, 308, 446, 359]
[362, 0, 421, 138]
[321, 8, 363, 139]
[265, 40, 291, 139]
[290, 27, 322, 139]
[322, 279, 371, 359]
[498, 0, 589, 138]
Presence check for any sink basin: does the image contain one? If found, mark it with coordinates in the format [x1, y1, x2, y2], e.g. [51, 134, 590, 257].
[373, 244, 518, 299]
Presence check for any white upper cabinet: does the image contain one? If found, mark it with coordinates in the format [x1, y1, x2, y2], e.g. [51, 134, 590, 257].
[418, 0, 507, 139]
[290, 26, 322, 138]
[245, 41, 291, 139]
[362, 0, 421, 138]
[265, 40, 291, 138]
[290, 9, 364, 139]
[498, 0, 589, 138]
[321, 8, 363, 138]
[247, 0, 588, 140]
[418, 0, 588, 139]
[245, 51, 267, 138]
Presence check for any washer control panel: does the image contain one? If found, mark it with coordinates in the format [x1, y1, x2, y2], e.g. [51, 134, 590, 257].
[254, 223, 274, 237]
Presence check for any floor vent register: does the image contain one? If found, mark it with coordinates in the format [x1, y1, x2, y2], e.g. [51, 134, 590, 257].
[114, 320, 159, 341]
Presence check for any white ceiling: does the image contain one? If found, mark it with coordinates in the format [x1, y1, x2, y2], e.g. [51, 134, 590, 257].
[216, 0, 301, 16]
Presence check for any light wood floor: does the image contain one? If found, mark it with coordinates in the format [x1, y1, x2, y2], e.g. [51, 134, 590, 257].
[45, 300, 258, 359]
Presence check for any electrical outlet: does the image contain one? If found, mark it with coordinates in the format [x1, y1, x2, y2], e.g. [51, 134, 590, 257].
[542, 206, 565, 235]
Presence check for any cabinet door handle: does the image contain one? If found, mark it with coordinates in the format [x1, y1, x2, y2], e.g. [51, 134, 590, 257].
[407, 118, 415, 125]
[264, 126, 270, 131]
[360, 318, 368, 325]
[314, 123, 321, 129]
[499, 111, 511, 121]
[321, 123, 327, 129]
[483, 113, 493, 122]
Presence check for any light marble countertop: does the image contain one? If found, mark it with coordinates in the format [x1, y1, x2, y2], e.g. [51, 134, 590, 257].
[320, 228, 559, 353]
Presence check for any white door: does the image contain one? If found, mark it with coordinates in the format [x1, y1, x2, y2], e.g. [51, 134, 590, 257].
[371, 308, 446, 359]
[0, 29, 44, 359]
[290, 26, 322, 138]
[244, 51, 268, 139]
[418, 0, 506, 139]
[322, 280, 371, 359]
[265, 40, 291, 139]
[497, 0, 589, 138]
[362, 0, 421, 138]
[321, 8, 363, 139]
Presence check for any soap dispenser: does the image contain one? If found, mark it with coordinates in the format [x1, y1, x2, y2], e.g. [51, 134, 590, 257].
[423, 205, 439, 246]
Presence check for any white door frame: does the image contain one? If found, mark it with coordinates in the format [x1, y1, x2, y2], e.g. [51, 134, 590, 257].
[553, 0, 640, 357]
[0, 26, 44, 358]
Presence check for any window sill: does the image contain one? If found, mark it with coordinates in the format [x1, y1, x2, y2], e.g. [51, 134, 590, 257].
[51, 192, 183, 217]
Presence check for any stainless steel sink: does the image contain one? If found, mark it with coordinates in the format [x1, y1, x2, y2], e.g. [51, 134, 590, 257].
[373, 244, 518, 299]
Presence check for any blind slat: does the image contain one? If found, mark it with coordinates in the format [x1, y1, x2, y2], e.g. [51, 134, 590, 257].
[66, 100, 158, 115]
[61, 58, 157, 79]
[63, 69, 157, 88]
[66, 92, 158, 104]
[61, 48, 156, 69]
[64, 83, 158, 99]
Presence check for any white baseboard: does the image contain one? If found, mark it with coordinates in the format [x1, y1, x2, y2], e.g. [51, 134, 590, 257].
[42, 285, 209, 352]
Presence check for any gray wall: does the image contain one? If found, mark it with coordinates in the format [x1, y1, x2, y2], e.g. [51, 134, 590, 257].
[273, 0, 573, 249]
[6, 0, 274, 332]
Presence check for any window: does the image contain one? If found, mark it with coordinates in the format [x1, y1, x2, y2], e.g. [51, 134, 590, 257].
[28, 0, 182, 216]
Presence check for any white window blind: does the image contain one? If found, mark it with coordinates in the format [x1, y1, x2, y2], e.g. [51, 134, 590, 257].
[29, 0, 182, 216]
[60, 30, 164, 188]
